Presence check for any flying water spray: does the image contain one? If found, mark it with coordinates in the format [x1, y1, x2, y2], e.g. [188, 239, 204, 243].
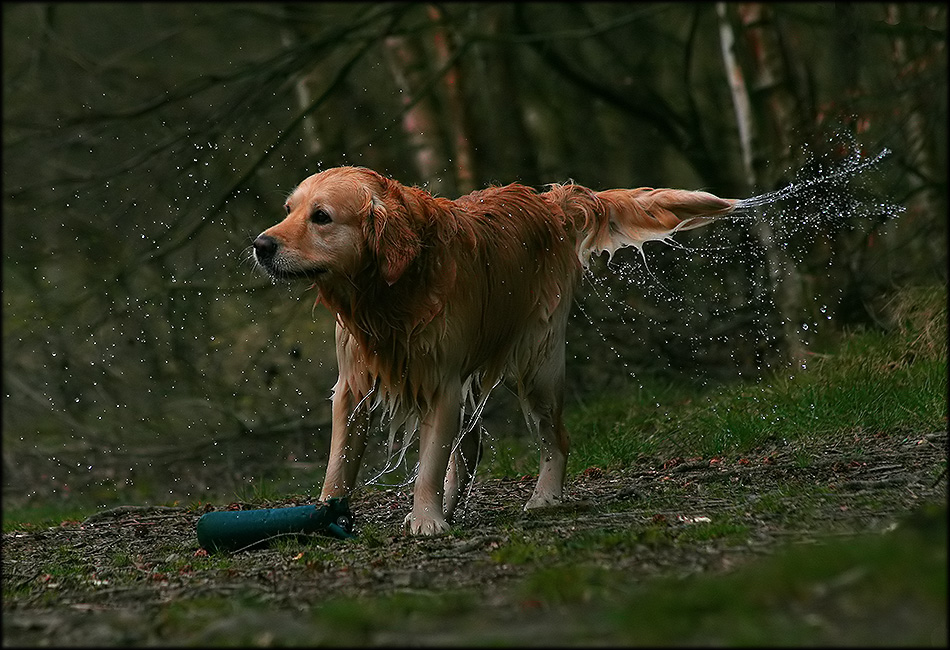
[571, 140, 903, 386]
[733, 147, 895, 213]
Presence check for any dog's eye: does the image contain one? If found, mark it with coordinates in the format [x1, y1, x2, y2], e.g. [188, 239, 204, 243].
[284, 204, 291, 215]
[310, 209, 332, 225]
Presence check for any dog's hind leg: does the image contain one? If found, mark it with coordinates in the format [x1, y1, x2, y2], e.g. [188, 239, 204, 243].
[523, 392, 569, 510]
[443, 424, 483, 520]
[521, 322, 571, 511]
[443, 376, 487, 520]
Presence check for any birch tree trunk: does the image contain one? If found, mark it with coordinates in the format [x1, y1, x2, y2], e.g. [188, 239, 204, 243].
[716, 2, 804, 365]
[280, 21, 322, 158]
[736, 4, 803, 180]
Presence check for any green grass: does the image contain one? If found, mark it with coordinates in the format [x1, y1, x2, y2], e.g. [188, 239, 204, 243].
[488, 516, 749, 569]
[234, 476, 285, 503]
[2, 497, 196, 534]
[3, 502, 96, 533]
[559, 284, 947, 470]
[601, 503, 947, 646]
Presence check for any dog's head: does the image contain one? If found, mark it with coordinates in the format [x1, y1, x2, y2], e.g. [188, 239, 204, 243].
[253, 166, 422, 287]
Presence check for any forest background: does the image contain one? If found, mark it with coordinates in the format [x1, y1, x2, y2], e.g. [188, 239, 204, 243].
[2, 2, 946, 512]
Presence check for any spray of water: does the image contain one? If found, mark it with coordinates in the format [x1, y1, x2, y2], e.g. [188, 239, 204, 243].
[733, 148, 893, 211]
[571, 140, 903, 390]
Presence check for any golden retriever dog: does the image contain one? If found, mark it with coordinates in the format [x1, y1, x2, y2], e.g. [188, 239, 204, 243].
[253, 166, 735, 535]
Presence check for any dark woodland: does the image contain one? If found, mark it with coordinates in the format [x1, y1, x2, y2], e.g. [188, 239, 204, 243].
[3, 2, 946, 506]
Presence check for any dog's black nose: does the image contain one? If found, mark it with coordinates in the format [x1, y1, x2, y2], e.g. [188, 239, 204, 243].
[253, 234, 278, 264]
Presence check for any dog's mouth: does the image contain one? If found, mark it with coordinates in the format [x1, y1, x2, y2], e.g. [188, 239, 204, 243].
[259, 264, 327, 283]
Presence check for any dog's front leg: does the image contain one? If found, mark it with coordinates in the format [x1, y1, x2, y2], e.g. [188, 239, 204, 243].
[320, 383, 369, 500]
[406, 378, 461, 535]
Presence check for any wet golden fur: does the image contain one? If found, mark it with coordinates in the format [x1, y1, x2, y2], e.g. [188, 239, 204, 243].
[253, 166, 735, 535]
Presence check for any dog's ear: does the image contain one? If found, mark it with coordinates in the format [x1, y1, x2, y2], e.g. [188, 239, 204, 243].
[364, 193, 421, 286]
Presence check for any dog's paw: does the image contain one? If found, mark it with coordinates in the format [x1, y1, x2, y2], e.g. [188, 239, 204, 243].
[524, 491, 562, 511]
[403, 511, 450, 536]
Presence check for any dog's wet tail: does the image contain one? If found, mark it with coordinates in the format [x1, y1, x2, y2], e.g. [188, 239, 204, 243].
[543, 183, 737, 267]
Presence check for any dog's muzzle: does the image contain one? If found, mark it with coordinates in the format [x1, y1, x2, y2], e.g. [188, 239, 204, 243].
[252, 234, 279, 267]
[252, 233, 325, 280]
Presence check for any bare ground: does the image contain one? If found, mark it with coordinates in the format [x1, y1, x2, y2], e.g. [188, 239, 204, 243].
[3, 428, 947, 646]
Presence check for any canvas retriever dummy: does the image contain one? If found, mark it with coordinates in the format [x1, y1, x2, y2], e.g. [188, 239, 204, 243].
[253, 166, 736, 535]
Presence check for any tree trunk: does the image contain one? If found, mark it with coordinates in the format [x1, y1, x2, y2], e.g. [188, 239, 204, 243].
[716, 2, 805, 366]
[280, 27, 322, 158]
[426, 5, 476, 195]
[886, 4, 942, 234]
[736, 3, 803, 181]
[466, 5, 539, 187]
[383, 31, 447, 194]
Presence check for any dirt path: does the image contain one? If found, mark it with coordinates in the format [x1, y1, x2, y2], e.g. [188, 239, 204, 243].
[3, 429, 946, 645]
